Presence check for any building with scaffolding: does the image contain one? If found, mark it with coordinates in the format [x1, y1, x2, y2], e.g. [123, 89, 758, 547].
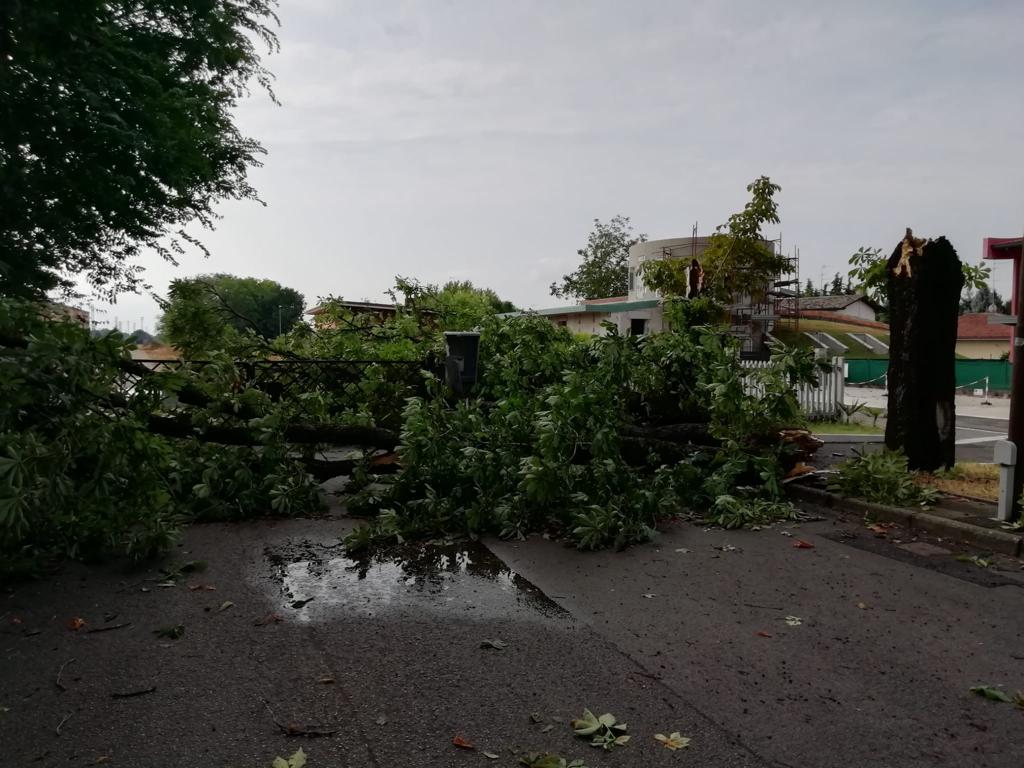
[510, 233, 800, 357]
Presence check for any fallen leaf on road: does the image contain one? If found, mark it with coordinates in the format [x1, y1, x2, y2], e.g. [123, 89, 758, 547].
[642, 594, 656, 599]
[784, 615, 803, 627]
[10, 617, 22, 625]
[271, 748, 307, 768]
[792, 540, 814, 549]
[67, 617, 86, 631]
[318, 676, 335, 684]
[955, 554, 991, 569]
[715, 544, 738, 553]
[187, 584, 216, 591]
[970, 685, 1012, 703]
[755, 631, 772, 638]
[480, 638, 508, 650]
[540, 724, 554, 733]
[529, 712, 544, 723]
[290, 598, 314, 609]
[674, 548, 691, 553]
[153, 624, 184, 640]
[254, 613, 283, 626]
[452, 735, 474, 749]
[779, 531, 793, 537]
[375, 714, 387, 725]
[483, 752, 500, 759]
[654, 732, 691, 750]
[857, 602, 868, 610]
[93, 757, 112, 765]
[216, 600, 234, 613]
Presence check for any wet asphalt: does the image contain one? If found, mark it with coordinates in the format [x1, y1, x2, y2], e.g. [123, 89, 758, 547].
[2, 511, 1023, 767]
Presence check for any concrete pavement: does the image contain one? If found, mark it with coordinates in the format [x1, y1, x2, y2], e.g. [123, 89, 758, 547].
[3, 514, 1023, 767]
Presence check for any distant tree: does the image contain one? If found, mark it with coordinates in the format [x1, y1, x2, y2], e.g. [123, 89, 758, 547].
[551, 216, 646, 300]
[157, 274, 304, 356]
[829, 272, 845, 295]
[960, 284, 1011, 315]
[439, 280, 517, 315]
[1, 0, 278, 299]
[802, 278, 817, 297]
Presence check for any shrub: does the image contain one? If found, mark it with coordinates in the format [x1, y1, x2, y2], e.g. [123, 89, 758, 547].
[828, 449, 939, 507]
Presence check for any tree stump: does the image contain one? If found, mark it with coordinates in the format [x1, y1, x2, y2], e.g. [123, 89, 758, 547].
[885, 230, 964, 471]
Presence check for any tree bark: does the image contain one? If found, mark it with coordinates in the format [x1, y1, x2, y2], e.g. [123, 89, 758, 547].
[885, 232, 963, 470]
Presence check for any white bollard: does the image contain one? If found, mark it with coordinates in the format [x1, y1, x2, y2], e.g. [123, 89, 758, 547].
[994, 440, 1017, 522]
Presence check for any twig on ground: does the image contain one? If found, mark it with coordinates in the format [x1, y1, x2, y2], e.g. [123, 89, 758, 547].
[55, 658, 75, 692]
[262, 698, 338, 737]
[86, 622, 131, 634]
[111, 686, 156, 699]
[55, 713, 72, 736]
[743, 602, 784, 611]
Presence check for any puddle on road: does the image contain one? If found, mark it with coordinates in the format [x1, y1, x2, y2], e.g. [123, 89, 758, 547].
[264, 539, 567, 622]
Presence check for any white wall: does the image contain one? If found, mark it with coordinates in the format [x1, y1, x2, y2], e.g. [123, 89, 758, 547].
[835, 300, 876, 322]
[627, 237, 714, 300]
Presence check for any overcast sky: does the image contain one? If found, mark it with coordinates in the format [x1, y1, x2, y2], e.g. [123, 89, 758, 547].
[90, 0, 1023, 333]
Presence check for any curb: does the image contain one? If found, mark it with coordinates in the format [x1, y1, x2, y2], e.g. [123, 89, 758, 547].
[787, 484, 1023, 557]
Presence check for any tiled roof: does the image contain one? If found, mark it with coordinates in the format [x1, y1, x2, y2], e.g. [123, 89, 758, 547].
[795, 294, 868, 311]
[957, 313, 1013, 340]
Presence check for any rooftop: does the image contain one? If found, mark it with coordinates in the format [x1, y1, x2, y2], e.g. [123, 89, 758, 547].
[957, 313, 1013, 341]
[794, 294, 869, 311]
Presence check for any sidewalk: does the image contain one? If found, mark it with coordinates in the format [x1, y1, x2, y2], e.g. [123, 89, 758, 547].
[3, 516, 1022, 767]
[845, 385, 1009, 421]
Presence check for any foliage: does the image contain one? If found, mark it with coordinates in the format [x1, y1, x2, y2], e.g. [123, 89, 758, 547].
[848, 246, 991, 312]
[571, 709, 629, 751]
[695, 176, 791, 302]
[157, 274, 304, 356]
[0, 300, 320, 581]
[654, 732, 691, 751]
[704, 495, 799, 529]
[1, 0, 279, 299]
[272, 749, 307, 768]
[550, 216, 646, 300]
[344, 312, 821, 552]
[827, 449, 940, 508]
[960, 284, 1010, 315]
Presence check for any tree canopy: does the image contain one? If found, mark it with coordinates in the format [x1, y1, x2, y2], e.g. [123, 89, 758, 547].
[157, 274, 303, 356]
[0, 0, 279, 299]
[641, 176, 788, 301]
[550, 216, 645, 300]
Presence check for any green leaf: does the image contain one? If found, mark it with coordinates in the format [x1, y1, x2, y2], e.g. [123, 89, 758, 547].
[970, 685, 1012, 703]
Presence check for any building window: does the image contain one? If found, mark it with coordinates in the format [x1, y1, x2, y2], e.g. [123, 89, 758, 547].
[630, 318, 647, 336]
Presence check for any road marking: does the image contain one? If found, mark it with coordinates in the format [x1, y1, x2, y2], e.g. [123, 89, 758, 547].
[957, 426, 1005, 436]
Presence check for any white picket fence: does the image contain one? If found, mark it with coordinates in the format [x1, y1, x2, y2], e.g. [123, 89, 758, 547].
[740, 356, 845, 419]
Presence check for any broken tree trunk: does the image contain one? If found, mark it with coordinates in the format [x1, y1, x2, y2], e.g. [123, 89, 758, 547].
[885, 230, 964, 471]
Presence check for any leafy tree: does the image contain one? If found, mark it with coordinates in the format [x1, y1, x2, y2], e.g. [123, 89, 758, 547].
[550, 216, 646, 300]
[803, 278, 818, 297]
[0, 0, 278, 299]
[157, 274, 303, 356]
[641, 176, 789, 302]
[829, 273, 845, 295]
[848, 246, 990, 313]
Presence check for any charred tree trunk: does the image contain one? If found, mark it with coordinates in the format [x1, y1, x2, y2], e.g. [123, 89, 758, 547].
[885, 231, 963, 471]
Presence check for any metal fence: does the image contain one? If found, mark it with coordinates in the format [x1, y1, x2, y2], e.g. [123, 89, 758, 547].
[845, 359, 1012, 391]
[741, 356, 845, 419]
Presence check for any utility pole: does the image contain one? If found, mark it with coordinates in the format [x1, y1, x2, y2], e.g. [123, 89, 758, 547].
[1006, 232, 1024, 522]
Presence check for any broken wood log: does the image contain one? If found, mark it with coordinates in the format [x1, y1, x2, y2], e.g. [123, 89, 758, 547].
[885, 230, 963, 471]
[146, 415, 399, 449]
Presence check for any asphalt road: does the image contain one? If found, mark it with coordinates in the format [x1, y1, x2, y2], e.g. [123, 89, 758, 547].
[3, 513, 1023, 767]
